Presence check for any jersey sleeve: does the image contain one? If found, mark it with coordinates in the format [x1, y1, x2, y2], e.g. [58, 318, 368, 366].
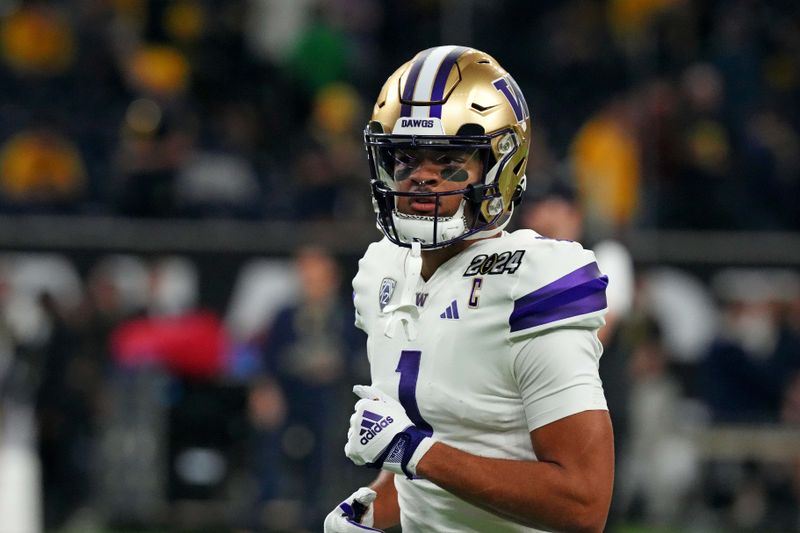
[353, 291, 365, 331]
[352, 238, 396, 334]
[509, 238, 609, 340]
[512, 327, 608, 431]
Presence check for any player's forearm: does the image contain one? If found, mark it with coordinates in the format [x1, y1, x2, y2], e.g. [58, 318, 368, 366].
[368, 471, 401, 529]
[415, 442, 611, 533]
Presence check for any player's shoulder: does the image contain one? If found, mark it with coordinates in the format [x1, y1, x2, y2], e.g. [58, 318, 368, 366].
[499, 230, 609, 338]
[505, 228, 591, 255]
[359, 237, 401, 264]
[355, 238, 403, 284]
[352, 238, 403, 316]
[515, 229, 598, 271]
[471, 229, 598, 276]
[457, 230, 597, 281]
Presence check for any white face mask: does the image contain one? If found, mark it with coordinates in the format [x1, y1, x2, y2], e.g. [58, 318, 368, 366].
[390, 201, 469, 247]
[389, 199, 512, 249]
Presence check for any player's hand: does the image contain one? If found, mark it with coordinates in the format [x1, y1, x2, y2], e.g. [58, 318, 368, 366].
[323, 487, 383, 532]
[345, 385, 435, 479]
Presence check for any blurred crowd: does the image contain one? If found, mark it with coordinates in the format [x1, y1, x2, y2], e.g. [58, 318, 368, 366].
[0, 0, 799, 232]
[0, 248, 372, 531]
[1, 0, 800, 532]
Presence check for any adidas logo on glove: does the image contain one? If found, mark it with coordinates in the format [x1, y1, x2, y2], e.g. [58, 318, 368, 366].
[360, 410, 394, 445]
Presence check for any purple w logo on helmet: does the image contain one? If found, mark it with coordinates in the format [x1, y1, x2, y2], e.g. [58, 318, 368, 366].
[493, 76, 529, 123]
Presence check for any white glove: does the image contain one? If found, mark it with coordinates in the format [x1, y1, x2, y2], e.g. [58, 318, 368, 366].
[323, 487, 383, 532]
[344, 385, 435, 479]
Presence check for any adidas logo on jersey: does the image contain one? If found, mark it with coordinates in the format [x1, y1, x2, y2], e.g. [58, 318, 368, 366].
[439, 300, 460, 319]
[359, 410, 394, 445]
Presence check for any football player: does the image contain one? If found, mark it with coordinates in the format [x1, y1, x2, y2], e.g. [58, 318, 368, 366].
[325, 46, 614, 533]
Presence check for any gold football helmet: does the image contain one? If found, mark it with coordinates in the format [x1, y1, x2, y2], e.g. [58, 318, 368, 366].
[365, 45, 531, 249]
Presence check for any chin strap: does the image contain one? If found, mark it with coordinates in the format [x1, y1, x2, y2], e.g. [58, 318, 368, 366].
[383, 242, 422, 341]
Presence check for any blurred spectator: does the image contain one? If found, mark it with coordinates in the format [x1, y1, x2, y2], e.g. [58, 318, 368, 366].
[695, 271, 800, 533]
[225, 259, 299, 345]
[0, 128, 87, 209]
[782, 371, 800, 425]
[0, 4, 75, 76]
[113, 100, 196, 217]
[639, 267, 718, 364]
[617, 317, 699, 526]
[126, 44, 191, 100]
[162, 1, 207, 46]
[244, 0, 317, 64]
[521, 176, 584, 242]
[99, 254, 222, 380]
[523, 0, 626, 156]
[247, 246, 364, 530]
[637, 78, 682, 227]
[86, 255, 150, 318]
[665, 63, 744, 229]
[700, 269, 800, 423]
[0, 253, 104, 529]
[570, 93, 643, 235]
[111, 311, 228, 379]
[35, 292, 96, 529]
[740, 108, 800, 230]
[174, 151, 262, 217]
[147, 256, 199, 317]
[710, 1, 762, 126]
[286, 6, 349, 95]
[289, 81, 368, 220]
[608, 0, 684, 51]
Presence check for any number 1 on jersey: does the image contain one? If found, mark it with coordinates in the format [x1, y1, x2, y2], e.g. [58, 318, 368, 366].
[396, 350, 433, 437]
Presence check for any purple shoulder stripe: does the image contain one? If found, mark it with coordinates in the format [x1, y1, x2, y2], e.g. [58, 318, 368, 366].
[509, 262, 608, 332]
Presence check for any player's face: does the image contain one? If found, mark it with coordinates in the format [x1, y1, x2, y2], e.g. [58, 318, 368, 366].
[393, 148, 483, 217]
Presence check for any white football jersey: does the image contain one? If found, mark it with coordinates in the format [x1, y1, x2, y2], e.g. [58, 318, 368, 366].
[352, 229, 609, 532]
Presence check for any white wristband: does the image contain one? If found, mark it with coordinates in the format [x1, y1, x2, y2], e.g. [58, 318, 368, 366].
[405, 437, 436, 477]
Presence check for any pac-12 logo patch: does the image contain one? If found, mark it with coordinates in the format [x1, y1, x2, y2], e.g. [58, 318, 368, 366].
[379, 277, 397, 311]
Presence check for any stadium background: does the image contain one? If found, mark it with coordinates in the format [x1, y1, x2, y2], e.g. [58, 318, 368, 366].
[0, 0, 799, 531]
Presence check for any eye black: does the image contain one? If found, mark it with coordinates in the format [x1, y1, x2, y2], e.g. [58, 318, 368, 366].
[442, 168, 470, 182]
